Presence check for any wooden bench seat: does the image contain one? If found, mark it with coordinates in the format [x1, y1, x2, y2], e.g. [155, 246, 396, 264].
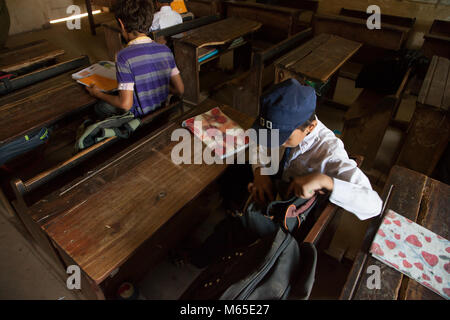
[223, 0, 305, 44]
[0, 39, 65, 74]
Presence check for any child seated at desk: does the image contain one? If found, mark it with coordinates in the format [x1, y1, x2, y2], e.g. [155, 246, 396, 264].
[249, 79, 383, 221]
[150, 0, 183, 32]
[86, 0, 184, 119]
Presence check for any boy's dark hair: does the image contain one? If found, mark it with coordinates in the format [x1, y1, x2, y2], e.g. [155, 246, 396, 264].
[114, 0, 155, 34]
[298, 112, 316, 131]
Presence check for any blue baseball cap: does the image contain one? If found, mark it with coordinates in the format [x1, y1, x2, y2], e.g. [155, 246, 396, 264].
[251, 79, 317, 148]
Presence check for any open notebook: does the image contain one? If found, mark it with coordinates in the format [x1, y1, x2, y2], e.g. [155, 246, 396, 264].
[370, 209, 450, 299]
[182, 107, 249, 160]
[72, 61, 117, 92]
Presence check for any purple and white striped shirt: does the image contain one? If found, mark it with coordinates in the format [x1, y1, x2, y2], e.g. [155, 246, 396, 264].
[116, 37, 179, 117]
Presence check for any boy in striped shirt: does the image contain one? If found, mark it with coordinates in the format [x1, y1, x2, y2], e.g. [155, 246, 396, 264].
[86, 0, 184, 119]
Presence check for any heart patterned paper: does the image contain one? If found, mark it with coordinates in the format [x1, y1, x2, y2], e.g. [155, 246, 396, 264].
[370, 210, 450, 299]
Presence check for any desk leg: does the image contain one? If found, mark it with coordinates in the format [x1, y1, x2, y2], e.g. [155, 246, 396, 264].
[174, 42, 199, 104]
[85, 0, 96, 36]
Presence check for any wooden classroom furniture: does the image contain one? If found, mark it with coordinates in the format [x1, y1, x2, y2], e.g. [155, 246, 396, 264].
[102, 14, 220, 61]
[0, 68, 96, 148]
[185, 0, 223, 18]
[231, 28, 313, 117]
[339, 8, 416, 29]
[422, 20, 450, 59]
[11, 99, 254, 299]
[274, 33, 362, 85]
[395, 56, 450, 176]
[276, 0, 319, 13]
[340, 165, 449, 300]
[0, 55, 89, 96]
[222, 0, 305, 45]
[313, 13, 410, 62]
[0, 39, 65, 74]
[173, 17, 262, 104]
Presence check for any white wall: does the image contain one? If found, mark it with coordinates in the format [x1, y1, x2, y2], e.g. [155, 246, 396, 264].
[6, 0, 87, 35]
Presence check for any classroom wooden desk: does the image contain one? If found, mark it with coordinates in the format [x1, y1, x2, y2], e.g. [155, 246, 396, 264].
[340, 165, 449, 300]
[173, 17, 262, 105]
[0, 40, 65, 73]
[395, 56, 450, 176]
[17, 99, 254, 299]
[274, 33, 362, 86]
[0, 69, 96, 147]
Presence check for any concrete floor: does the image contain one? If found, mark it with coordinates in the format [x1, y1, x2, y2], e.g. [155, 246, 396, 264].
[0, 12, 417, 300]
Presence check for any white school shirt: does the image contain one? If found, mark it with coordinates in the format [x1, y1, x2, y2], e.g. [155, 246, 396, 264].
[252, 119, 383, 221]
[150, 6, 183, 31]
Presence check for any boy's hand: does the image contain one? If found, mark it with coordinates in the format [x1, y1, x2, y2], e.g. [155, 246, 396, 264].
[85, 84, 102, 98]
[248, 167, 275, 205]
[287, 173, 334, 199]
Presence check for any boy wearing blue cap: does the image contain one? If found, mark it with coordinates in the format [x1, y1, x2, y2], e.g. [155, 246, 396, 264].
[249, 79, 383, 221]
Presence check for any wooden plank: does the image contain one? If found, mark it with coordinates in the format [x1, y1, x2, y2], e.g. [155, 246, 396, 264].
[417, 56, 438, 106]
[422, 34, 450, 60]
[352, 166, 428, 300]
[26, 100, 253, 284]
[286, 35, 362, 82]
[340, 8, 416, 28]
[0, 78, 97, 146]
[429, 19, 450, 37]
[0, 40, 65, 73]
[424, 57, 449, 110]
[178, 17, 261, 48]
[276, 0, 319, 13]
[313, 14, 408, 51]
[185, 0, 222, 18]
[173, 41, 199, 104]
[401, 178, 449, 300]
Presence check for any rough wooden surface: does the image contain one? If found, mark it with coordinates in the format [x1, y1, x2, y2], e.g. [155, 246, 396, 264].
[313, 14, 409, 51]
[0, 40, 65, 73]
[177, 17, 261, 48]
[26, 99, 254, 284]
[275, 33, 361, 82]
[417, 56, 450, 110]
[343, 165, 448, 300]
[0, 70, 97, 146]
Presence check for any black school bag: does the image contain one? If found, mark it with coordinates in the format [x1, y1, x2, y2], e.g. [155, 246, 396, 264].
[180, 195, 320, 300]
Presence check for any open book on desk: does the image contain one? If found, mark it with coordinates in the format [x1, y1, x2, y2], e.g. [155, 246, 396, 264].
[182, 107, 249, 160]
[72, 61, 118, 93]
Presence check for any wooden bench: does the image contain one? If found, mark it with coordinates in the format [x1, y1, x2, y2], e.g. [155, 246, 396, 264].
[173, 17, 262, 104]
[340, 8, 416, 29]
[422, 20, 450, 59]
[0, 55, 89, 96]
[340, 165, 449, 300]
[395, 56, 450, 176]
[341, 67, 412, 171]
[223, 0, 305, 45]
[185, 0, 223, 18]
[313, 13, 409, 67]
[0, 39, 65, 74]
[10, 99, 254, 299]
[229, 28, 313, 117]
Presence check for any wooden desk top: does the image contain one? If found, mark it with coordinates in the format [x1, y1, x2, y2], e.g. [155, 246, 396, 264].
[27, 99, 254, 284]
[0, 40, 65, 73]
[417, 55, 450, 110]
[176, 17, 261, 48]
[341, 165, 449, 300]
[275, 33, 362, 82]
[0, 70, 96, 146]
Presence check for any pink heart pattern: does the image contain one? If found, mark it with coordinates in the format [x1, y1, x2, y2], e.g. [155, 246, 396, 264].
[370, 210, 450, 300]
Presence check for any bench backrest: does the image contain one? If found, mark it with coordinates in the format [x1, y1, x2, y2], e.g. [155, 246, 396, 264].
[313, 14, 409, 51]
[235, 28, 313, 117]
[429, 19, 450, 37]
[340, 8, 416, 29]
[185, 0, 222, 17]
[276, 0, 319, 13]
[223, 0, 303, 43]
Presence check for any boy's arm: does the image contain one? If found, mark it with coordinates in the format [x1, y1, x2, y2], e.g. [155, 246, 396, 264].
[288, 160, 383, 220]
[170, 73, 184, 96]
[86, 86, 134, 111]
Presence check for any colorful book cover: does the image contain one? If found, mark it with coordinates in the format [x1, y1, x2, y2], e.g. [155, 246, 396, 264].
[370, 209, 450, 299]
[182, 107, 249, 159]
[171, 0, 188, 14]
[72, 61, 117, 92]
